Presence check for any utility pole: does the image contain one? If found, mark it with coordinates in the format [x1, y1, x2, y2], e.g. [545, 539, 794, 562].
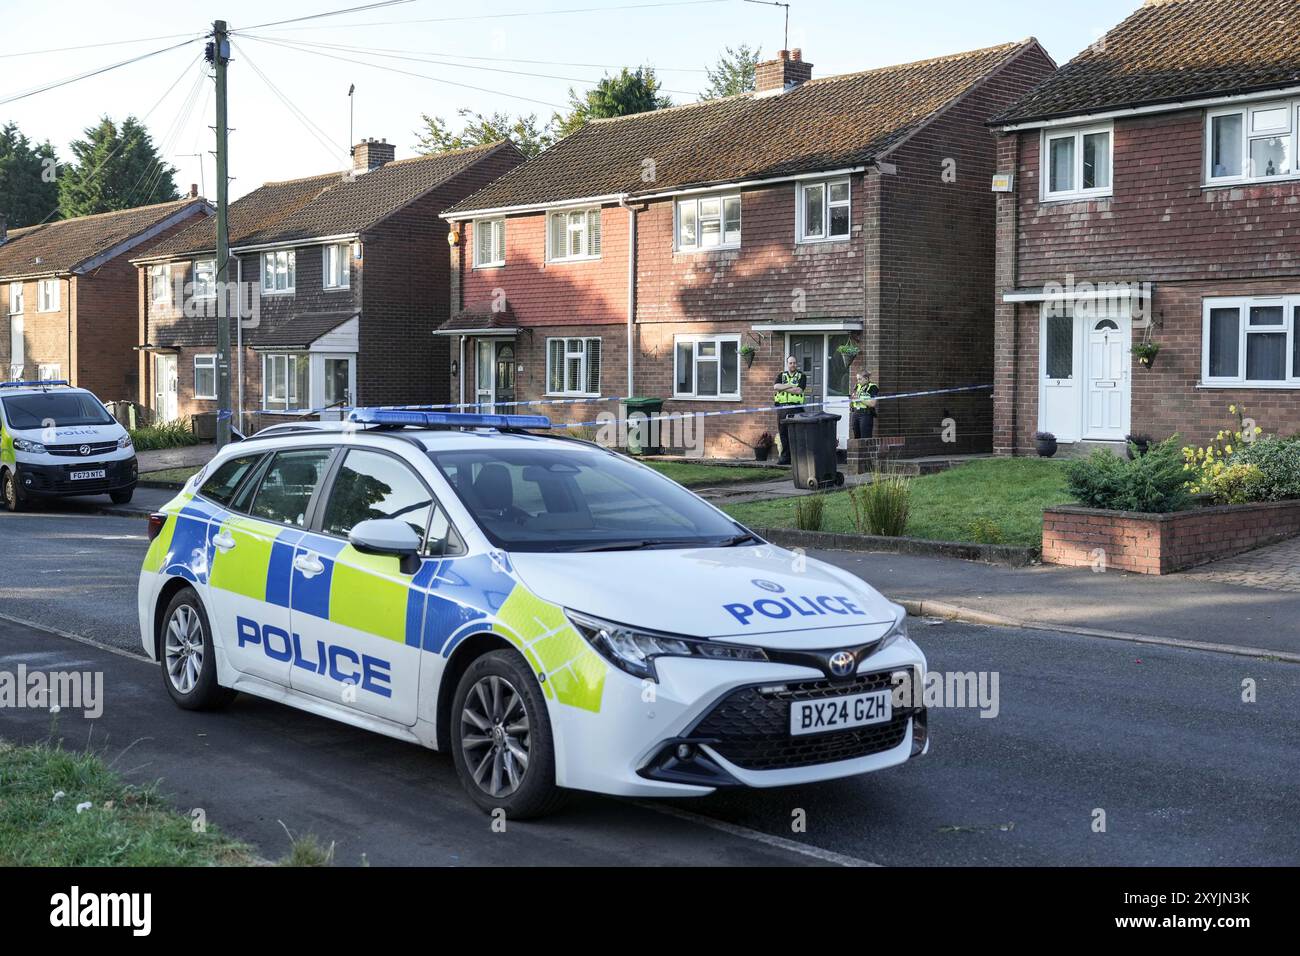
[208, 20, 232, 447]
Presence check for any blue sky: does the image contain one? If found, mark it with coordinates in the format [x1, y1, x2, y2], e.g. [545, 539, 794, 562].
[1, 0, 1143, 200]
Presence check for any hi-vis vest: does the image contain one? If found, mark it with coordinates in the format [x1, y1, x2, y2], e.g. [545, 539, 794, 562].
[851, 381, 879, 411]
[775, 372, 805, 406]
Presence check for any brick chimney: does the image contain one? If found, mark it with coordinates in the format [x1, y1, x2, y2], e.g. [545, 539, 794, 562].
[352, 137, 395, 172]
[755, 49, 814, 94]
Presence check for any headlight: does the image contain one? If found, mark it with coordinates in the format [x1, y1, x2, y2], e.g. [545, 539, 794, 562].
[876, 611, 910, 653]
[13, 438, 46, 454]
[567, 610, 768, 681]
[117, 434, 133, 450]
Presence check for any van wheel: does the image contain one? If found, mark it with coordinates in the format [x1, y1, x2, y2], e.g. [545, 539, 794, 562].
[110, 488, 134, 505]
[2, 470, 23, 513]
[160, 588, 235, 710]
[450, 650, 566, 819]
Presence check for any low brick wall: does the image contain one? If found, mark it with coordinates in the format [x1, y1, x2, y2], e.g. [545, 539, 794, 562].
[1042, 501, 1300, 574]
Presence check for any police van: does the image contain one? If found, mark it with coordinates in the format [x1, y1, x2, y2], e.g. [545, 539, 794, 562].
[0, 381, 138, 512]
[138, 408, 928, 818]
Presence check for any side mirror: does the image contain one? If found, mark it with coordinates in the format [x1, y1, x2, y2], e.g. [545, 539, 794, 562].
[349, 518, 422, 575]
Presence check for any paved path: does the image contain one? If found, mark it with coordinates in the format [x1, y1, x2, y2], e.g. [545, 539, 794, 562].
[1184, 536, 1300, 592]
[136, 443, 216, 473]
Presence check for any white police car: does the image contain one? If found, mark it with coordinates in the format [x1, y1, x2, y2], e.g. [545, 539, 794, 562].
[138, 408, 928, 818]
[0, 380, 138, 512]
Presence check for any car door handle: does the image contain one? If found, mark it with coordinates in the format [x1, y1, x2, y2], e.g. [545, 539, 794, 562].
[294, 554, 324, 578]
[213, 531, 236, 552]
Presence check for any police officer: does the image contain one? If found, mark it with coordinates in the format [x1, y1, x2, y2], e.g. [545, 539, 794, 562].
[850, 370, 879, 440]
[773, 355, 807, 465]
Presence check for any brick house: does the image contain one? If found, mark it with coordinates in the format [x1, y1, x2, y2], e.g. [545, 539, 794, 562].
[132, 139, 523, 431]
[441, 41, 1055, 458]
[992, 0, 1300, 455]
[0, 197, 209, 399]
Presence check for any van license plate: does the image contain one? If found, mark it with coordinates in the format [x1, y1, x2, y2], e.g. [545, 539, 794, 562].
[70, 469, 106, 481]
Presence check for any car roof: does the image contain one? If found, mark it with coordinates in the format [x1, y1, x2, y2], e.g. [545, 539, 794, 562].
[236, 421, 594, 455]
[0, 384, 94, 398]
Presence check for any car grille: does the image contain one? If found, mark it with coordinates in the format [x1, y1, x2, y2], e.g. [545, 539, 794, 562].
[46, 441, 120, 457]
[692, 670, 915, 771]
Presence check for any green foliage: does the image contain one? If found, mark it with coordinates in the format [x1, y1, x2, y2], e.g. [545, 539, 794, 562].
[849, 469, 912, 536]
[794, 494, 826, 531]
[1204, 462, 1268, 505]
[553, 67, 671, 139]
[1065, 436, 1190, 513]
[0, 123, 60, 228]
[964, 516, 1005, 544]
[701, 44, 762, 99]
[129, 420, 200, 451]
[1229, 436, 1300, 501]
[57, 116, 178, 218]
[414, 108, 553, 158]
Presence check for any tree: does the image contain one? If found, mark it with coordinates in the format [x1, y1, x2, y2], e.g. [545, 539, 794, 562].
[414, 108, 553, 159]
[0, 124, 59, 228]
[702, 44, 762, 99]
[57, 116, 178, 219]
[552, 67, 671, 140]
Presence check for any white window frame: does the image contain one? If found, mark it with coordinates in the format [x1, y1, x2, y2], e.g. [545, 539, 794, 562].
[323, 243, 351, 290]
[1040, 124, 1114, 201]
[473, 218, 506, 268]
[545, 337, 601, 397]
[796, 177, 852, 243]
[149, 264, 172, 307]
[261, 352, 310, 412]
[674, 192, 741, 252]
[7, 283, 23, 315]
[261, 250, 296, 295]
[37, 363, 61, 381]
[546, 207, 602, 262]
[193, 354, 217, 400]
[37, 278, 60, 313]
[673, 333, 743, 400]
[1200, 294, 1300, 388]
[1205, 100, 1300, 185]
[193, 259, 217, 300]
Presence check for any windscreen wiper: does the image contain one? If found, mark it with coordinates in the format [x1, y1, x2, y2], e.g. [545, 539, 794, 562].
[719, 532, 762, 546]
[573, 538, 700, 552]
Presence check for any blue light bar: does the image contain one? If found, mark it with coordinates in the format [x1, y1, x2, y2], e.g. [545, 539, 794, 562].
[348, 408, 551, 430]
[0, 379, 70, 388]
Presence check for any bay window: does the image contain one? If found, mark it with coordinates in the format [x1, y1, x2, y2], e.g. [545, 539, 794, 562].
[323, 243, 351, 289]
[1202, 295, 1300, 386]
[261, 250, 296, 294]
[546, 337, 601, 396]
[547, 208, 601, 261]
[1207, 101, 1296, 182]
[1042, 125, 1112, 200]
[675, 193, 740, 251]
[474, 218, 506, 267]
[263, 353, 310, 412]
[798, 177, 851, 241]
[674, 335, 741, 399]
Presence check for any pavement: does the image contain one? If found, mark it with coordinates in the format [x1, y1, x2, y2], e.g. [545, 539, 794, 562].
[135, 442, 217, 474]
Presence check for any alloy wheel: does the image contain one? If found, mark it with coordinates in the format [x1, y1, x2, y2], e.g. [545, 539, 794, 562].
[460, 675, 532, 798]
[164, 604, 204, 695]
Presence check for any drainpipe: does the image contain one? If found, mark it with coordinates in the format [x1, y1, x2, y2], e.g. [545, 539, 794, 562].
[618, 194, 636, 397]
[235, 255, 244, 433]
[458, 335, 466, 407]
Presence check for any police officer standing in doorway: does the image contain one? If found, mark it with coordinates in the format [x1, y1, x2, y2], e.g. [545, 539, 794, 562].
[850, 370, 879, 440]
[773, 355, 807, 465]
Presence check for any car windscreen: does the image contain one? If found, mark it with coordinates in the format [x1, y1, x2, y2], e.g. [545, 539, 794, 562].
[1, 392, 114, 430]
[428, 444, 746, 552]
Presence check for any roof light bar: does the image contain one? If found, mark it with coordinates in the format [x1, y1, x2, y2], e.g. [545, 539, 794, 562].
[0, 380, 70, 389]
[347, 408, 551, 430]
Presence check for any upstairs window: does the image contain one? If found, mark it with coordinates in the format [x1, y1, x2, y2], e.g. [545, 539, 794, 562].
[323, 243, 350, 289]
[1207, 101, 1295, 183]
[193, 259, 217, 299]
[149, 264, 171, 306]
[1042, 125, 1112, 200]
[261, 250, 295, 294]
[675, 193, 741, 251]
[798, 178, 851, 241]
[8, 283, 22, 315]
[37, 278, 60, 312]
[547, 208, 602, 261]
[473, 218, 506, 268]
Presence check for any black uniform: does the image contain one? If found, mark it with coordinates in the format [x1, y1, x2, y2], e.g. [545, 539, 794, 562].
[773, 369, 808, 465]
[850, 380, 879, 440]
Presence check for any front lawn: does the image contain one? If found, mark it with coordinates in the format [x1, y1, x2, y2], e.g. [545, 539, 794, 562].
[645, 460, 787, 488]
[722, 457, 1073, 547]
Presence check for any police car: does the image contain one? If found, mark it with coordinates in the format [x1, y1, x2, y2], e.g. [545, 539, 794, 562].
[138, 408, 928, 818]
[0, 380, 138, 512]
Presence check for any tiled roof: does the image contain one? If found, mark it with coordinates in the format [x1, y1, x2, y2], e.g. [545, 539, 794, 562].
[445, 40, 1041, 215]
[0, 199, 208, 280]
[141, 142, 517, 260]
[434, 307, 518, 334]
[995, 0, 1300, 125]
[248, 311, 356, 348]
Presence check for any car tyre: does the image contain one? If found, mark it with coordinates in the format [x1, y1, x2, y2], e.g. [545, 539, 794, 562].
[110, 488, 134, 505]
[450, 649, 566, 819]
[2, 469, 24, 513]
[160, 587, 235, 710]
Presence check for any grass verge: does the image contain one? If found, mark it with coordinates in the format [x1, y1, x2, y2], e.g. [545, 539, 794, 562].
[645, 460, 786, 487]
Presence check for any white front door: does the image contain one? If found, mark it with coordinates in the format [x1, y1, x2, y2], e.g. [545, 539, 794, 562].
[475, 340, 495, 412]
[154, 354, 178, 422]
[1083, 310, 1130, 441]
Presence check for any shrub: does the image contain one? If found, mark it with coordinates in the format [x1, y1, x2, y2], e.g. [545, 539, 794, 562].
[1229, 436, 1300, 501]
[1205, 462, 1268, 505]
[849, 468, 911, 536]
[128, 420, 201, 451]
[794, 494, 826, 531]
[1065, 436, 1190, 514]
[964, 516, 1005, 544]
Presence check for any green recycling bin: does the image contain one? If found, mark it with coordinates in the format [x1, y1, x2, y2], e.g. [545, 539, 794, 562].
[622, 397, 665, 455]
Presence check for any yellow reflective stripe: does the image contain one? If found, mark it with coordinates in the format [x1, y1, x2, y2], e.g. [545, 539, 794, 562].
[329, 544, 407, 643]
[209, 516, 276, 601]
[496, 585, 606, 713]
[141, 512, 178, 574]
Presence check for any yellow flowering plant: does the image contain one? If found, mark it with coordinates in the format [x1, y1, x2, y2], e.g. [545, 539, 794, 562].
[1182, 404, 1266, 497]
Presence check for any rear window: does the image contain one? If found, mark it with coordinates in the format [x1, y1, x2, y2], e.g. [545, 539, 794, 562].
[248, 449, 333, 527]
[2, 392, 113, 429]
[199, 454, 264, 507]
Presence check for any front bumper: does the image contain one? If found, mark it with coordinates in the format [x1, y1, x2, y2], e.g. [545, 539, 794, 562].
[547, 637, 928, 797]
[14, 455, 138, 497]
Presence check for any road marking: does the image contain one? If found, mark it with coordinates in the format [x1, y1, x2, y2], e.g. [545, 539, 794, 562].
[0, 610, 152, 664]
[634, 801, 881, 867]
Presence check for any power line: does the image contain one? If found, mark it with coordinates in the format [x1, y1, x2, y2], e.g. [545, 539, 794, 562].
[233, 41, 349, 166]
[249, 40, 707, 73]
[236, 0, 418, 32]
[0, 37, 199, 107]
[0, 31, 206, 60]
[246, 0, 731, 32]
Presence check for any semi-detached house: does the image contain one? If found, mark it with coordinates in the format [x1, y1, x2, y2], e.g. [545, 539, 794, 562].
[442, 42, 1055, 458]
[132, 139, 523, 432]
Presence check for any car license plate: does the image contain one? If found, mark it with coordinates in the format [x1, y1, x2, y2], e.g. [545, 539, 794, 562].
[790, 689, 892, 736]
[69, 469, 106, 481]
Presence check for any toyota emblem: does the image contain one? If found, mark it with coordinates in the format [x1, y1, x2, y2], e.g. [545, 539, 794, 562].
[78, 444, 91, 456]
[828, 650, 855, 677]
